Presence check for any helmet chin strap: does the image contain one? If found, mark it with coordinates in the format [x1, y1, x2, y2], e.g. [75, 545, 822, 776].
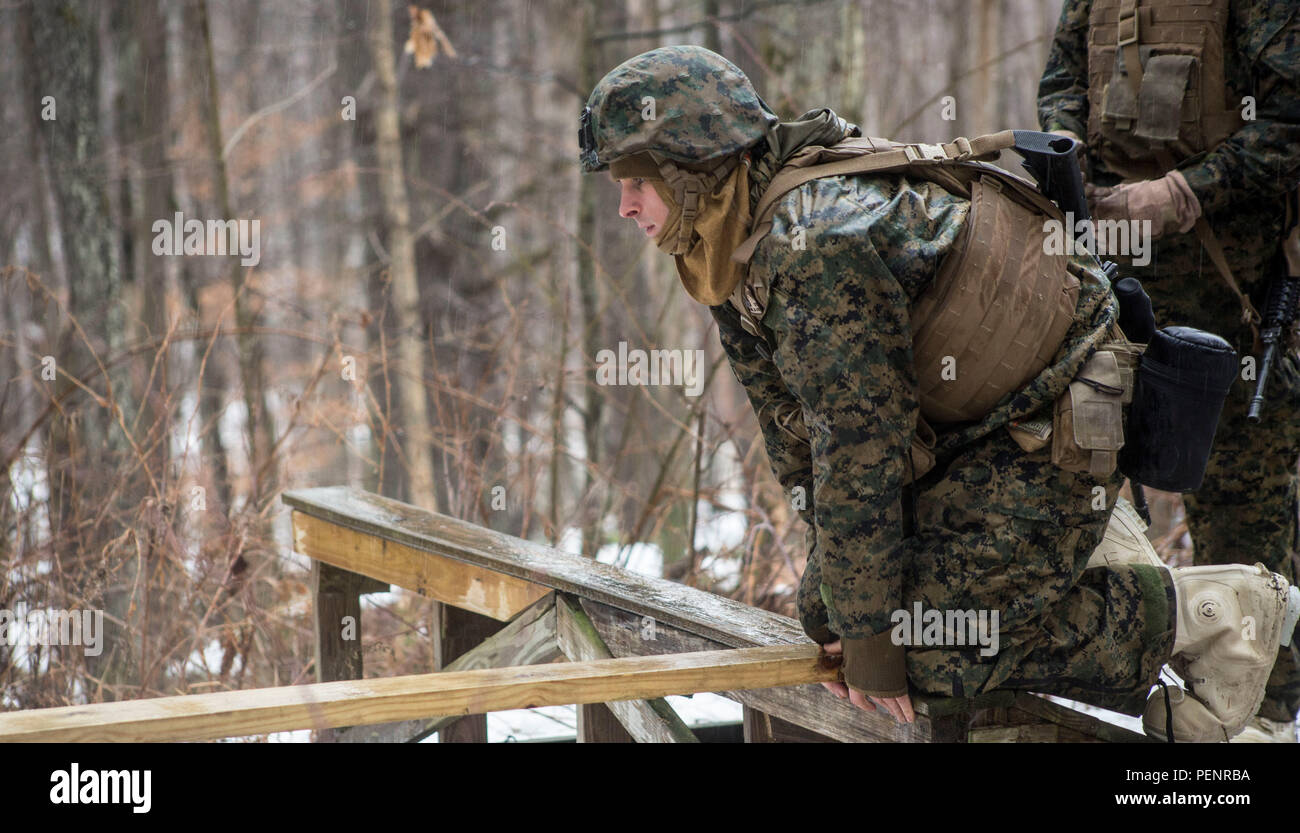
[652, 154, 740, 255]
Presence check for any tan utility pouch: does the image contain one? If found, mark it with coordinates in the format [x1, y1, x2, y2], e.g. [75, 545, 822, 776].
[1051, 348, 1128, 476]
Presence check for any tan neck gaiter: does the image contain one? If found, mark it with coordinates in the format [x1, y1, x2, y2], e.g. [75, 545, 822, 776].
[612, 154, 752, 307]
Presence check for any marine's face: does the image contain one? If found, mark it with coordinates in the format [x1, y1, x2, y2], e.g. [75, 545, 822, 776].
[615, 177, 669, 239]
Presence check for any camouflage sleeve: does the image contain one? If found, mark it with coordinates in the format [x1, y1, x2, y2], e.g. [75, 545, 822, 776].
[709, 303, 836, 643]
[751, 174, 970, 698]
[1037, 0, 1093, 137]
[1179, 1, 1300, 213]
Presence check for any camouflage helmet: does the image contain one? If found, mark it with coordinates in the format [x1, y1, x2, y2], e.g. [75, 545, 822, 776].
[579, 45, 778, 173]
[580, 46, 777, 254]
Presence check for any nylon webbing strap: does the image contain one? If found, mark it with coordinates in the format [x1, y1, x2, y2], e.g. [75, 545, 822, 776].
[1114, 0, 1260, 336]
[732, 130, 1016, 264]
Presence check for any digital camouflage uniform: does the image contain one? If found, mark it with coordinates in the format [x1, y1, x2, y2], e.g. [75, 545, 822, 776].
[582, 45, 1177, 716]
[1039, 0, 1300, 721]
[711, 169, 1175, 715]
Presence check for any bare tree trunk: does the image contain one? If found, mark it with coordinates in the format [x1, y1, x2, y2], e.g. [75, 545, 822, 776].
[370, 0, 438, 512]
[196, 0, 275, 506]
[25, 0, 132, 697]
[576, 0, 603, 557]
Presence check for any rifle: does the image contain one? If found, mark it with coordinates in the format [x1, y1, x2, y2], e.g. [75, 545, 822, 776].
[1246, 273, 1300, 423]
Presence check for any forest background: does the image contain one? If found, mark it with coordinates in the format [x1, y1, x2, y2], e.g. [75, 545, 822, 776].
[1, 0, 1191, 734]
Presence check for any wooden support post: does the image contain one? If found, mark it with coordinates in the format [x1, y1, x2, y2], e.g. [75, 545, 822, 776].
[556, 594, 698, 743]
[576, 704, 635, 743]
[312, 561, 366, 742]
[433, 601, 503, 743]
[742, 707, 773, 743]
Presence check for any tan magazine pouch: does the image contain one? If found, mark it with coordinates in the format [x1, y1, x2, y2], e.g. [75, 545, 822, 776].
[1052, 349, 1127, 476]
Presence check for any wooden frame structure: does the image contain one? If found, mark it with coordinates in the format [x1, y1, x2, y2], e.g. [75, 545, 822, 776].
[0, 486, 1150, 743]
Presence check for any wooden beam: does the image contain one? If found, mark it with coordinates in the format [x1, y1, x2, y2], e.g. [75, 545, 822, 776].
[292, 510, 549, 621]
[282, 488, 803, 646]
[578, 597, 928, 743]
[334, 592, 561, 743]
[0, 644, 836, 743]
[555, 594, 698, 743]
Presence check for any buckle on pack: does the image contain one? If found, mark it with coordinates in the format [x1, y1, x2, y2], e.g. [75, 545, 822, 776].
[1117, 8, 1139, 48]
[904, 143, 947, 163]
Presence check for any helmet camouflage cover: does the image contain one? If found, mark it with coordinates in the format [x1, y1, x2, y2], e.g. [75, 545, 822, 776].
[579, 45, 778, 172]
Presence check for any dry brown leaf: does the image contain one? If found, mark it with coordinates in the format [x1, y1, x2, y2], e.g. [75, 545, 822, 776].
[404, 5, 457, 69]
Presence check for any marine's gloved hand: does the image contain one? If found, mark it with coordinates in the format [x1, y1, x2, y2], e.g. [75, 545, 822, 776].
[819, 638, 914, 724]
[1086, 170, 1202, 239]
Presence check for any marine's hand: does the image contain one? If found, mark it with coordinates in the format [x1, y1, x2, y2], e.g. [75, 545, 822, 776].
[818, 639, 915, 724]
[1086, 172, 1201, 238]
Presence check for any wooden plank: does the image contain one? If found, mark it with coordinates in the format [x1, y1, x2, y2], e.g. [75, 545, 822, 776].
[0, 644, 836, 743]
[970, 724, 1062, 743]
[434, 602, 501, 743]
[555, 594, 698, 743]
[1010, 693, 1151, 743]
[578, 598, 926, 743]
[334, 592, 561, 743]
[283, 488, 804, 647]
[292, 510, 549, 621]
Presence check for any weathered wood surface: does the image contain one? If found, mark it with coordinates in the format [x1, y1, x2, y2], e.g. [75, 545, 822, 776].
[284, 487, 802, 647]
[1010, 693, 1150, 743]
[334, 592, 562, 743]
[313, 562, 365, 684]
[286, 487, 1139, 745]
[576, 704, 635, 743]
[434, 602, 502, 742]
[312, 562, 367, 741]
[742, 707, 773, 742]
[0, 644, 835, 742]
[556, 594, 698, 743]
[578, 597, 925, 742]
[293, 510, 550, 621]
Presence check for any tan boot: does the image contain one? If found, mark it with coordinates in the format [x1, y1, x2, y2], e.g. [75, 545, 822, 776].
[1142, 563, 1300, 742]
[1086, 496, 1165, 570]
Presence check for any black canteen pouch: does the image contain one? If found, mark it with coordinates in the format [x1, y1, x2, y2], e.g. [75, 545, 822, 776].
[1118, 326, 1239, 492]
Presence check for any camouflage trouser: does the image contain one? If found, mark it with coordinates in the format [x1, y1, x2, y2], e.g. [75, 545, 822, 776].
[877, 424, 1174, 716]
[1114, 208, 1300, 721]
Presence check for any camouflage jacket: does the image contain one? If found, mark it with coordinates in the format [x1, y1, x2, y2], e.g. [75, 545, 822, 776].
[711, 172, 1116, 696]
[1037, 0, 1300, 215]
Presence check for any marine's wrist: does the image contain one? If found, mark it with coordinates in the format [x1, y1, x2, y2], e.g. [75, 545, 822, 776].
[840, 631, 908, 698]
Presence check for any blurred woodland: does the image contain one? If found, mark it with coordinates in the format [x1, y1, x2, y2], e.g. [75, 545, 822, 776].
[0, 0, 1190, 732]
